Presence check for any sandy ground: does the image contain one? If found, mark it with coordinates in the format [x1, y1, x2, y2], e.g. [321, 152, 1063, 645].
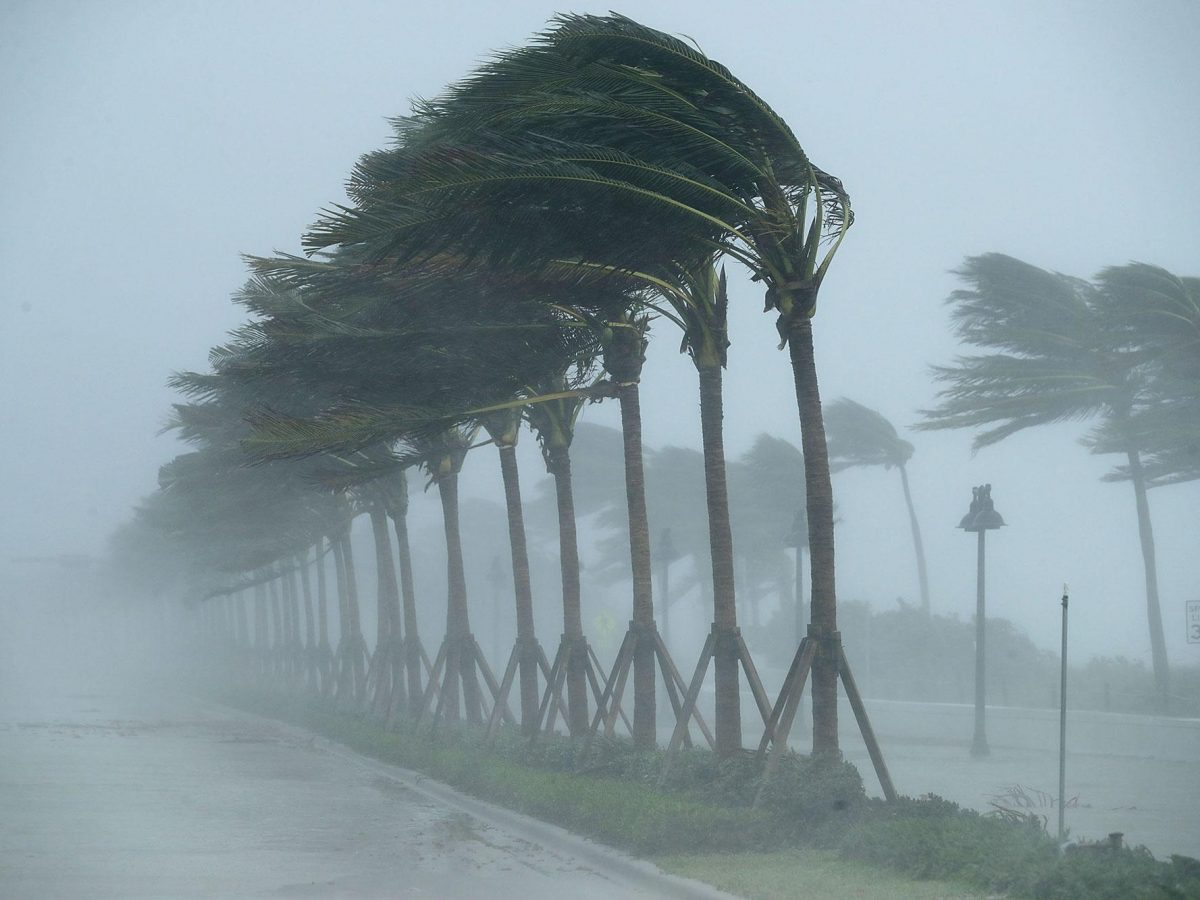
[0, 683, 727, 899]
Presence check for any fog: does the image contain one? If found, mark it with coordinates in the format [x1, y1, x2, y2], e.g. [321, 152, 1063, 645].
[2, 2, 1198, 894]
[4, 0, 1196, 662]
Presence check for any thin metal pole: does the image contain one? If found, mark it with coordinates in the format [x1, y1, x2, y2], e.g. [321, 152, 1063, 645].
[972, 529, 989, 756]
[1058, 584, 1069, 844]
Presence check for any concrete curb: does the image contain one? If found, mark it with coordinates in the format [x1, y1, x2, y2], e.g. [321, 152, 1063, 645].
[212, 700, 742, 900]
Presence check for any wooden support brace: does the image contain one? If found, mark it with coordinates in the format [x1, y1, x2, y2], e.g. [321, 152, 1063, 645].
[585, 631, 634, 743]
[534, 642, 567, 736]
[752, 637, 815, 809]
[658, 630, 717, 786]
[536, 643, 571, 724]
[414, 641, 448, 724]
[839, 645, 898, 802]
[472, 636, 516, 727]
[735, 630, 774, 726]
[485, 645, 521, 741]
[757, 636, 811, 755]
[653, 631, 713, 750]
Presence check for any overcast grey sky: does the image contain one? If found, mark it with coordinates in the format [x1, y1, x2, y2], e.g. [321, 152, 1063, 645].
[2, 0, 1197, 664]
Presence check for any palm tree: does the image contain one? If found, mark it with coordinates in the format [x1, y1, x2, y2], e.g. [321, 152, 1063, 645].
[1090, 265, 1200, 487]
[310, 13, 855, 753]
[919, 254, 1185, 707]
[728, 434, 808, 636]
[524, 375, 593, 736]
[479, 408, 541, 735]
[376, 468, 424, 717]
[238, 255, 626, 733]
[825, 398, 930, 613]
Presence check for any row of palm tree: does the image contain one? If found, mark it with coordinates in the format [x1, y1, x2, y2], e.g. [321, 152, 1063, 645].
[118, 13, 869, 758]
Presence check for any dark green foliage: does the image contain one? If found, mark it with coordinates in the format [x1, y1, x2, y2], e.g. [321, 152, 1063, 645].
[1028, 847, 1200, 900]
[841, 794, 1058, 892]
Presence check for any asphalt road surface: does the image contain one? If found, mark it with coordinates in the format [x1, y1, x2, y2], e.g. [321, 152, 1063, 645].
[0, 681, 728, 899]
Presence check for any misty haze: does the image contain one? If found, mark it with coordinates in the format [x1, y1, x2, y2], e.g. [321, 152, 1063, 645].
[2, 3, 1198, 899]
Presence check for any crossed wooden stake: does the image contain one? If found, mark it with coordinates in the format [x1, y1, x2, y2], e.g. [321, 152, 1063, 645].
[751, 627, 896, 805]
[416, 633, 517, 729]
[534, 634, 626, 737]
[484, 636, 568, 740]
[659, 624, 769, 782]
[591, 621, 711, 746]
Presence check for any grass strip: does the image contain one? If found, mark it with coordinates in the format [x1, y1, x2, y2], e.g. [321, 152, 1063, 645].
[655, 849, 989, 899]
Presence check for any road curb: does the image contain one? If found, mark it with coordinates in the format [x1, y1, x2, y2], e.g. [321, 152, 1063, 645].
[212, 700, 742, 900]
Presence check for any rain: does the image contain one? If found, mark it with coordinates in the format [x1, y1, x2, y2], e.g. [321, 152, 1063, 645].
[2, 2, 1198, 898]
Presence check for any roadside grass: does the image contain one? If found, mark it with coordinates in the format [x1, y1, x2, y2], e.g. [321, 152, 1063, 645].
[218, 687, 1200, 900]
[655, 849, 990, 899]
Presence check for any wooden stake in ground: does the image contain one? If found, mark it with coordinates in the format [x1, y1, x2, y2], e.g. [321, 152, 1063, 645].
[658, 625, 769, 784]
[753, 629, 896, 805]
[596, 621, 711, 753]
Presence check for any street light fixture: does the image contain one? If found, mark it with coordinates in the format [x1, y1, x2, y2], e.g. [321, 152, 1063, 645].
[959, 484, 1005, 757]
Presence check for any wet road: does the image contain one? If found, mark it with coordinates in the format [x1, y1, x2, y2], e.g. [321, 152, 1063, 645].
[0, 683, 724, 899]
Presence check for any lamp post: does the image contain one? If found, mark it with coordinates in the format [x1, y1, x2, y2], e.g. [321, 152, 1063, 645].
[958, 484, 1005, 757]
[654, 528, 678, 648]
[784, 509, 808, 645]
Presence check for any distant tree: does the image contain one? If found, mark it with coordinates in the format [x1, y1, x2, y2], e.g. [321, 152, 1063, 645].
[919, 254, 1196, 708]
[1088, 265, 1200, 487]
[825, 398, 930, 613]
[728, 434, 808, 634]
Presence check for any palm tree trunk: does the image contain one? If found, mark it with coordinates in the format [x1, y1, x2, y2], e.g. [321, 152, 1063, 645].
[234, 590, 249, 660]
[330, 536, 351, 700]
[283, 560, 302, 687]
[498, 443, 540, 735]
[547, 446, 588, 736]
[1126, 448, 1170, 710]
[340, 531, 367, 702]
[390, 505, 423, 710]
[254, 580, 268, 675]
[315, 539, 332, 695]
[438, 473, 480, 723]
[369, 504, 401, 715]
[315, 541, 329, 646]
[697, 363, 741, 754]
[617, 381, 656, 748]
[268, 572, 284, 677]
[297, 552, 316, 652]
[786, 317, 839, 755]
[898, 464, 931, 614]
[297, 558, 314, 690]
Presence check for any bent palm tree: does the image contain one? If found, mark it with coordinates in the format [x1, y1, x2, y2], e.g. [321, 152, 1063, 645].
[920, 254, 1177, 707]
[826, 398, 930, 613]
[311, 13, 855, 753]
